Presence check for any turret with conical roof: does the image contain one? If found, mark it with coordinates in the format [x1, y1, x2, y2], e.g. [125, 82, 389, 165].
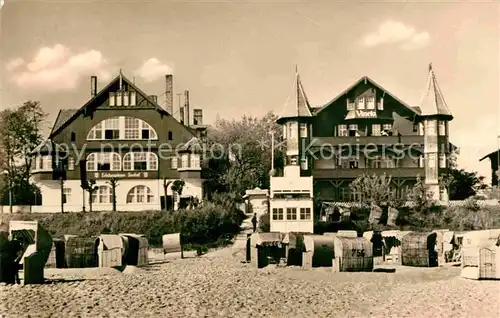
[277, 66, 314, 177]
[417, 63, 453, 202]
[418, 63, 453, 120]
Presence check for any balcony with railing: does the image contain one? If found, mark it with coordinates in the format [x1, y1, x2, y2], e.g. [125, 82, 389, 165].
[313, 167, 425, 179]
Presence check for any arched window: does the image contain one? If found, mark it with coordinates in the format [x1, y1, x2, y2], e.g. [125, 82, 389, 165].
[126, 185, 154, 204]
[86, 116, 158, 141]
[86, 152, 121, 171]
[91, 186, 112, 204]
[123, 152, 158, 171]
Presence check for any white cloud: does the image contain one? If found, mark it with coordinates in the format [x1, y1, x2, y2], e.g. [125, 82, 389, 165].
[361, 20, 430, 50]
[7, 44, 111, 92]
[134, 58, 173, 83]
[5, 58, 24, 72]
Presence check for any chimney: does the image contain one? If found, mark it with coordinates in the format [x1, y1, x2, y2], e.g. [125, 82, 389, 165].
[193, 109, 203, 126]
[184, 90, 190, 126]
[90, 76, 97, 97]
[179, 107, 185, 125]
[149, 95, 158, 103]
[165, 75, 173, 114]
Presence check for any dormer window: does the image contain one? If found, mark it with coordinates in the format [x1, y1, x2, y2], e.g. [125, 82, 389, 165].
[366, 96, 375, 110]
[357, 97, 365, 109]
[377, 97, 384, 110]
[130, 91, 136, 106]
[116, 92, 122, 106]
[346, 99, 355, 111]
[109, 92, 116, 106]
[123, 92, 130, 106]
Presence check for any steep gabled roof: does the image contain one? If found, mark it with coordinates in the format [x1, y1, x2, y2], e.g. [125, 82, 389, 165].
[49, 72, 175, 138]
[315, 76, 420, 116]
[50, 109, 79, 136]
[277, 67, 313, 122]
[480, 149, 500, 162]
[419, 63, 453, 118]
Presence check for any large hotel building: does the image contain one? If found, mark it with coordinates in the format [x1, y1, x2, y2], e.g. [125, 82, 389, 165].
[31, 73, 207, 212]
[270, 64, 455, 232]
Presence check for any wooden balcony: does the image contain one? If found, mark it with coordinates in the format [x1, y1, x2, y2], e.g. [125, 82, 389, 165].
[312, 167, 425, 179]
[310, 135, 425, 147]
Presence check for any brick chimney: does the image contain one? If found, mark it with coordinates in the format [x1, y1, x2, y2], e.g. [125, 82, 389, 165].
[193, 109, 203, 125]
[165, 75, 173, 114]
[184, 90, 190, 126]
[90, 76, 97, 97]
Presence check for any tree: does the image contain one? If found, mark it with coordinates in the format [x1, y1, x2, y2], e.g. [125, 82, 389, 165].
[171, 180, 185, 210]
[106, 178, 119, 212]
[84, 180, 99, 212]
[348, 173, 403, 207]
[442, 169, 487, 200]
[0, 101, 47, 208]
[207, 111, 283, 196]
[407, 176, 436, 215]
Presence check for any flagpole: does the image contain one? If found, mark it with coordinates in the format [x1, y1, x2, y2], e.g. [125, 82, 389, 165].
[271, 130, 275, 172]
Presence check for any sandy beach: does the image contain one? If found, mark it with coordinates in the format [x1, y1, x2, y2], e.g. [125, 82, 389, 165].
[0, 248, 498, 318]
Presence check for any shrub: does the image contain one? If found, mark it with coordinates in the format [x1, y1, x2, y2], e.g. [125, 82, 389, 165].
[27, 203, 245, 248]
[259, 213, 270, 232]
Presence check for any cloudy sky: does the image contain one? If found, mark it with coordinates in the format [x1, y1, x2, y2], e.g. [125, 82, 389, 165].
[1, 0, 499, 183]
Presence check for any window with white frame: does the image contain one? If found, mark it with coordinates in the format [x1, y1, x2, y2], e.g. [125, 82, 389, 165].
[439, 154, 446, 168]
[124, 117, 140, 139]
[123, 91, 130, 106]
[126, 185, 154, 204]
[190, 154, 201, 168]
[286, 208, 297, 220]
[426, 120, 437, 135]
[171, 156, 178, 169]
[340, 157, 358, 169]
[369, 156, 395, 168]
[357, 97, 365, 109]
[418, 155, 424, 168]
[62, 188, 71, 204]
[418, 123, 424, 136]
[272, 208, 284, 220]
[348, 124, 358, 136]
[104, 117, 120, 140]
[338, 124, 348, 137]
[87, 116, 158, 141]
[346, 99, 355, 111]
[116, 91, 123, 106]
[130, 91, 136, 106]
[35, 156, 52, 171]
[109, 92, 116, 106]
[371, 124, 381, 136]
[377, 97, 384, 110]
[181, 153, 189, 168]
[381, 123, 392, 136]
[300, 157, 308, 170]
[299, 123, 307, 138]
[68, 157, 75, 170]
[123, 152, 158, 171]
[300, 208, 311, 220]
[86, 152, 121, 171]
[366, 96, 375, 109]
[438, 121, 446, 136]
[91, 186, 112, 204]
